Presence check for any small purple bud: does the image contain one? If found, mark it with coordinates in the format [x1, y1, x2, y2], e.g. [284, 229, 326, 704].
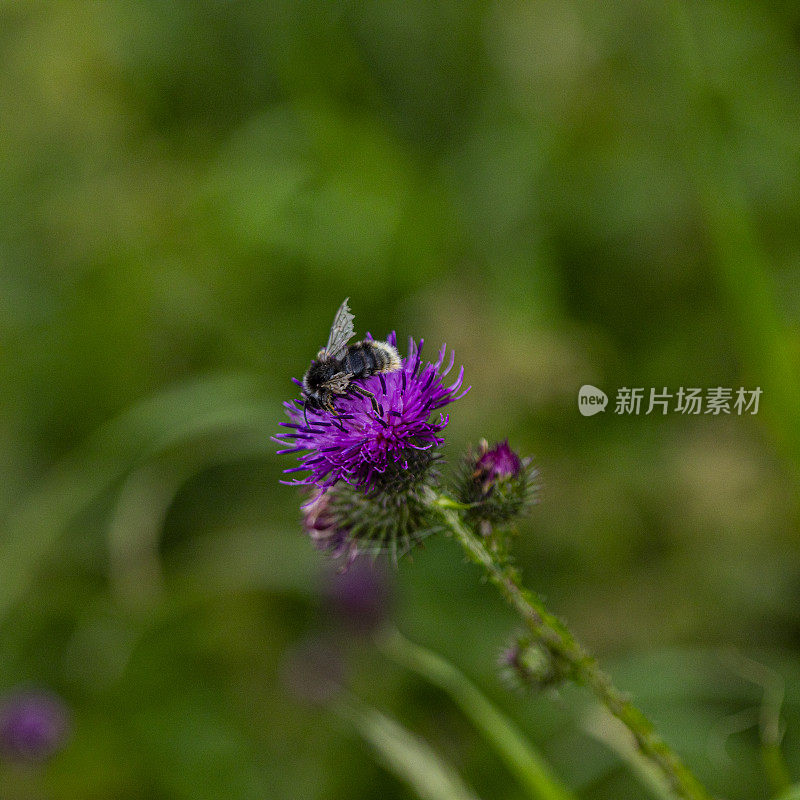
[474, 439, 522, 489]
[457, 439, 538, 524]
[302, 492, 358, 564]
[324, 557, 393, 633]
[280, 637, 345, 706]
[0, 688, 70, 763]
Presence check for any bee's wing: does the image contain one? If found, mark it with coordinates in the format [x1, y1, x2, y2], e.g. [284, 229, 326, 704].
[321, 297, 355, 359]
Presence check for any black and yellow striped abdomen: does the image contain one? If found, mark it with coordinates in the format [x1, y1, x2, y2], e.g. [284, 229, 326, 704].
[343, 341, 401, 377]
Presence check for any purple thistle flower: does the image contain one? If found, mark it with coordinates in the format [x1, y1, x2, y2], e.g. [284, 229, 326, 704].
[0, 687, 70, 763]
[275, 333, 469, 493]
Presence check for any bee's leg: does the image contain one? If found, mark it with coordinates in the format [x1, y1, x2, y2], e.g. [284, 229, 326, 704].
[323, 396, 346, 429]
[303, 402, 310, 427]
[324, 397, 338, 415]
[349, 383, 381, 415]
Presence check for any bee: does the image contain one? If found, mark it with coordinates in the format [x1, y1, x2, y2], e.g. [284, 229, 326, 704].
[301, 298, 401, 423]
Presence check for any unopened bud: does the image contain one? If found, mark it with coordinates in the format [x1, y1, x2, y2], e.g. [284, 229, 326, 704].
[498, 634, 566, 692]
[457, 439, 538, 524]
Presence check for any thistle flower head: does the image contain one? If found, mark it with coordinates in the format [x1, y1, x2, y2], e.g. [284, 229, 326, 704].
[0, 688, 70, 763]
[275, 334, 468, 494]
[302, 479, 440, 565]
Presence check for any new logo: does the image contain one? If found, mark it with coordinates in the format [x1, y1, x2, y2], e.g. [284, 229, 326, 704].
[578, 385, 608, 416]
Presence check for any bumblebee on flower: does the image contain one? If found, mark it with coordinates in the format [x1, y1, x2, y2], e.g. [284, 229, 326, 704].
[274, 299, 469, 562]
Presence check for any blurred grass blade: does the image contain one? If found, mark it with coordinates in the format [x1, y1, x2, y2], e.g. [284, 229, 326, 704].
[775, 787, 800, 800]
[717, 648, 791, 795]
[337, 697, 483, 800]
[764, 745, 793, 800]
[378, 628, 576, 800]
[0, 373, 275, 622]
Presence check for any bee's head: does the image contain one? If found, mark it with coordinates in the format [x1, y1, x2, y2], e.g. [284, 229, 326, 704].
[303, 391, 322, 410]
[301, 391, 322, 426]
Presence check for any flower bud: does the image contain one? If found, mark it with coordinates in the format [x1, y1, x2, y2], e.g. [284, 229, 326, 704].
[498, 634, 565, 692]
[457, 439, 538, 524]
[302, 491, 358, 564]
[476, 439, 522, 485]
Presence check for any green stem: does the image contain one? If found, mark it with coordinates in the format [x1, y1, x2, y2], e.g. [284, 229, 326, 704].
[335, 695, 483, 800]
[379, 627, 576, 800]
[763, 744, 792, 798]
[426, 489, 715, 800]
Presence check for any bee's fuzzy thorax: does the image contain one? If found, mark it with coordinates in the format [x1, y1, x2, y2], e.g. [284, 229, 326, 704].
[303, 360, 336, 394]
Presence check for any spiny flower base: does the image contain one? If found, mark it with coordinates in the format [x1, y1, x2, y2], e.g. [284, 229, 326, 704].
[304, 482, 441, 566]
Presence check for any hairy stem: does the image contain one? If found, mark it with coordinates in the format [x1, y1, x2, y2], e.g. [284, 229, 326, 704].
[426, 489, 715, 800]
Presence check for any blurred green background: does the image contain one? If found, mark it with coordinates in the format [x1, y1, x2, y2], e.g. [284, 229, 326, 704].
[2, 1, 800, 798]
